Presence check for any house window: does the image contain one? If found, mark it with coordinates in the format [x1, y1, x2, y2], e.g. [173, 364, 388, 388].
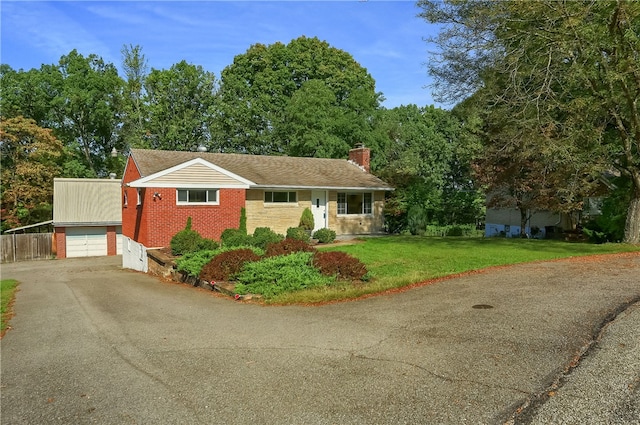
[177, 189, 219, 205]
[136, 188, 142, 206]
[337, 192, 373, 215]
[264, 191, 297, 203]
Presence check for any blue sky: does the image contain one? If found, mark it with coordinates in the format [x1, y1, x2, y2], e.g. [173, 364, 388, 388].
[1, 1, 443, 108]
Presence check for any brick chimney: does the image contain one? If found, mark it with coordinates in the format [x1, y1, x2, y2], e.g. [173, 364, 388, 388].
[348, 143, 370, 173]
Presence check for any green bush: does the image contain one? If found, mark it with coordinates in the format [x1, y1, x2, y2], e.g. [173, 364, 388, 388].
[446, 225, 464, 237]
[407, 205, 428, 236]
[197, 238, 219, 251]
[235, 252, 334, 298]
[176, 245, 264, 277]
[265, 238, 314, 257]
[582, 222, 609, 244]
[176, 250, 219, 277]
[252, 227, 284, 249]
[221, 228, 252, 247]
[286, 226, 310, 242]
[299, 207, 315, 230]
[312, 228, 336, 244]
[170, 229, 196, 255]
[200, 248, 261, 282]
[170, 217, 219, 255]
[423, 224, 480, 237]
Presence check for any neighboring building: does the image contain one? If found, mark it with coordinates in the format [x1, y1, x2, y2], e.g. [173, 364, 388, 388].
[122, 146, 393, 249]
[53, 178, 122, 258]
[484, 208, 573, 238]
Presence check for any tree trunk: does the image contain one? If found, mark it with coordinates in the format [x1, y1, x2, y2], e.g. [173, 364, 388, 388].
[624, 181, 640, 244]
[519, 208, 528, 238]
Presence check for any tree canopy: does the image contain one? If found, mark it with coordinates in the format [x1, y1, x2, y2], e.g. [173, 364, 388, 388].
[1, 39, 480, 234]
[0, 116, 63, 230]
[215, 36, 381, 156]
[419, 0, 640, 243]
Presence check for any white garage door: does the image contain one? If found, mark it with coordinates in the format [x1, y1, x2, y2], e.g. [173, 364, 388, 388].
[66, 227, 108, 257]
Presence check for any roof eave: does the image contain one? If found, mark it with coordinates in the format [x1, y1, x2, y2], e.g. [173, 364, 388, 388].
[251, 185, 394, 191]
[53, 221, 122, 227]
[127, 181, 250, 189]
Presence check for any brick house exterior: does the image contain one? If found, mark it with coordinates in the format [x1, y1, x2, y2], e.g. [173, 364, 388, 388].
[122, 147, 393, 249]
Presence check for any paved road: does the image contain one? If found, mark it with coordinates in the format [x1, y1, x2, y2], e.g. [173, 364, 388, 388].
[1, 253, 639, 424]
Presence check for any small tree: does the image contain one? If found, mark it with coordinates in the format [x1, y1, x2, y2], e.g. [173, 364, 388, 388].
[299, 207, 314, 231]
[170, 217, 217, 255]
[239, 207, 247, 235]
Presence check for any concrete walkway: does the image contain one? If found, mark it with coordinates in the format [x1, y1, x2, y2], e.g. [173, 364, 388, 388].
[1, 253, 639, 424]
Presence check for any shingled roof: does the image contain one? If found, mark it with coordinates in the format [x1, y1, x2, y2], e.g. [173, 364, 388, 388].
[128, 149, 393, 190]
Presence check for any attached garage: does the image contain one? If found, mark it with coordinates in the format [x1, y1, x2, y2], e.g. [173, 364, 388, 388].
[53, 179, 122, 259]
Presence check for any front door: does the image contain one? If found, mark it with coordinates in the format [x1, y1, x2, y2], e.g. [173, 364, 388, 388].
[311, 191, 327, 231]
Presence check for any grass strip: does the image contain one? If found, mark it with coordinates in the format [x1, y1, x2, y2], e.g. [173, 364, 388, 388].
[1, 279, 19, 336]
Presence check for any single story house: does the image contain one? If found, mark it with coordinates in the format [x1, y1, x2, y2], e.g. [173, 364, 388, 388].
[122, 146, 393, 248]
[484, 208, 573, 238]
[53, 178, 123, 258]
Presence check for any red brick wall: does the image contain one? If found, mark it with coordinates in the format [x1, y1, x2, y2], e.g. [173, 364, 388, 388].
[122, 156, 246, 248]
[107, 226, 117, 256]
[55, 227, 66, 259]
[142, 188, 245, 247]
[122, 158, 144, 244]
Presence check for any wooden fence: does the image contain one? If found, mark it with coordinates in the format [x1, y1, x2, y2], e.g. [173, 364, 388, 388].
[1, 233, 54, 263]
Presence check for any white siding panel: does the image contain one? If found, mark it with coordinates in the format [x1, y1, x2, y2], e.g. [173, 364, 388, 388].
[53, 179, 122, 224]
[116, 226, 123, 255]
[66, 227, 107, 257]
[152, 163, 243, 186]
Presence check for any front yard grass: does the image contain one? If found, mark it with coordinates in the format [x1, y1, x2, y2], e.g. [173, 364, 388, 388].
[1, 279, 19, 336]
[267, 236, 640, 304]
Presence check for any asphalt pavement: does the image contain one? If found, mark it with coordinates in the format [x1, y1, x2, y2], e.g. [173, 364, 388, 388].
[1, 253, 639, 424]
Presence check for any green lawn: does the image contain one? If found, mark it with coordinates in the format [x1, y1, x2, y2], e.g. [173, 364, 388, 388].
[268, 236, 640, 304]
[1, 279, 19, 335]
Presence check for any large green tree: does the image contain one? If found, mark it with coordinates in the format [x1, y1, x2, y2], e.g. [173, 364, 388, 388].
[144, 60, 217, 151]
[51, 50, 123, 176]
[419, 0, 640, 243]
[216, 36, 381, 156]
[372, 105, 483, 231]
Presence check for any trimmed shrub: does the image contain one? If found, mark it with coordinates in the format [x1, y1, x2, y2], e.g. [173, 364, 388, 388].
[170, 217, 219, 256]
[197, 238, 219, 251]
[286, 226, 310, 242]
[299, 207, 314, 230]
[199, 249, 261, 282]
[252, 227, 284, 249]
[313, 251, 368, 281]
[235, 252, 333, 298]
[221, 228, 252, 247]
[176, 245, 264, 277]
[176, 250, 219, 277]
[313, 228, 336, 244]
[265, 238, 314, 257]
[171, 230, 219, 256]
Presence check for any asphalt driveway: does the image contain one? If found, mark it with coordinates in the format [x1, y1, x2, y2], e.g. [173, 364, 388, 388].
[1, 253, 639, 424]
